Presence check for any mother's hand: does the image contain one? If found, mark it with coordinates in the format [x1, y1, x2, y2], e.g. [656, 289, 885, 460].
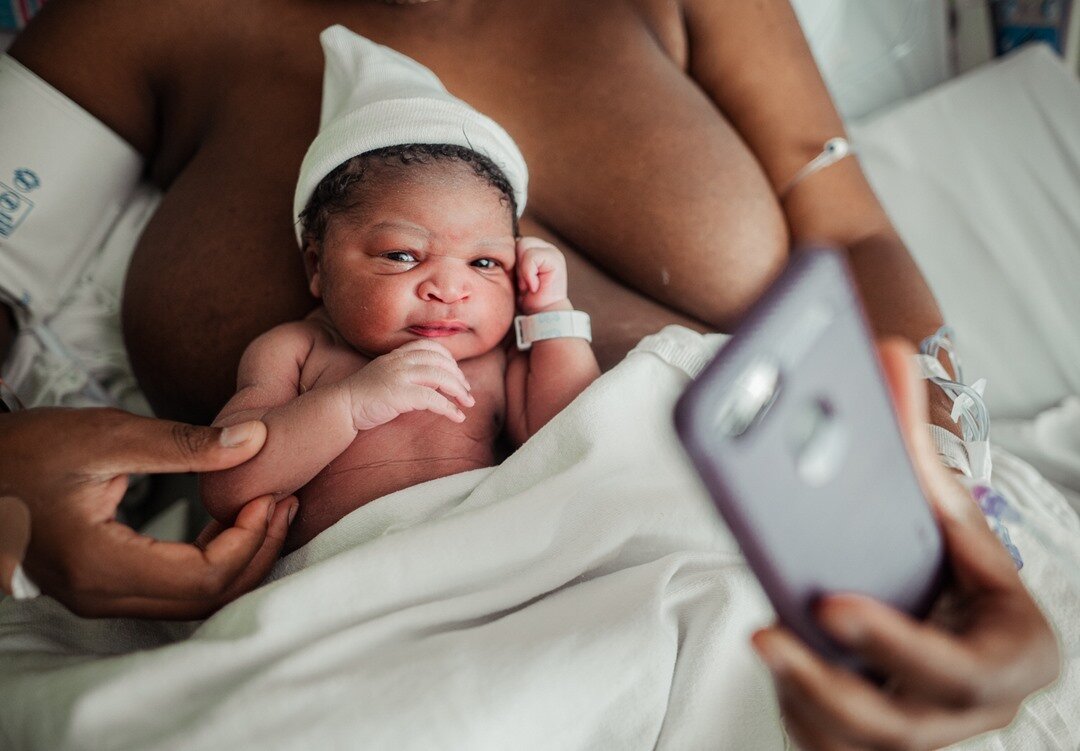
[752, 339, 1060, 750]
[0, 408, 296, 619]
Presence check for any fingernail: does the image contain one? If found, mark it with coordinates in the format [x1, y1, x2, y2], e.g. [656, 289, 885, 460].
[816, 601, 863, 644]
[220, 421, 259, 447]
[287, 502, 298, 525]
[266, 500, 276, 524]
[752, 633, 788, 674]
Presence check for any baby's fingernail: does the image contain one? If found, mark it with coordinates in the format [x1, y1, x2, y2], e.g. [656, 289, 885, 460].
[220, 421, 259, 447]
[266, 500, 276, 524]
[287, 502, 298, 525]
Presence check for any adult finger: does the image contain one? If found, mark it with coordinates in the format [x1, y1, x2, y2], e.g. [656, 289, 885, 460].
[64, 495, 277, 600]
[55, 499, 295, 620]
[90, 414, 267, 476]
[754, 626, 1019, 750]
[0, 496, 31, 595]
[815, 593, 989, 706]
[776, 673, 1012, 751]
[753, 626, 916, 746]
[776, 688, 860, 751]
[195, 496, 296, 598]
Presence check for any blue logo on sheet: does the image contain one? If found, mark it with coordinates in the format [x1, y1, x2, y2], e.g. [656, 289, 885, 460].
[0, 168, 39, 238]
[13, 169, 40, 193]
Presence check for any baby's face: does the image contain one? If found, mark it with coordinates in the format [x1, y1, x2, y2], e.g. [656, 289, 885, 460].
[308, 161, 517, 361]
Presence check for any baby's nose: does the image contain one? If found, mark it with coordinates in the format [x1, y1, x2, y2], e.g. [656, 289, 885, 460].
[418, 268, 470, 304]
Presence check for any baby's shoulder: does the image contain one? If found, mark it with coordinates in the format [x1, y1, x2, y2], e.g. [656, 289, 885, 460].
[248, 319, 320, 354]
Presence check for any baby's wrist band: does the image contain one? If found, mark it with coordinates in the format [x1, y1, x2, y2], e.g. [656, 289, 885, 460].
[514, 311, 592, 350]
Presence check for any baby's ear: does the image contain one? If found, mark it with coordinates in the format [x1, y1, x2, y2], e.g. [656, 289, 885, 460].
[302, 238, 323, 298]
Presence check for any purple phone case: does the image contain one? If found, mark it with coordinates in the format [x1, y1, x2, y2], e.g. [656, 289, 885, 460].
[674, 247, 945, 672]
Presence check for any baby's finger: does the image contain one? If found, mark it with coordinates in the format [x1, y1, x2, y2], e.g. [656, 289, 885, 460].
[407, 366, 475, 408]
[395, 339, 455, 360]
[523, 256, 540, 294]
[406, 385, 467, 423]
[516, 236, 554, 254]
[399, 347, 471, 393]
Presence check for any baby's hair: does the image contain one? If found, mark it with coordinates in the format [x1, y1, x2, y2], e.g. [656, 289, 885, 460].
[299, 144, 519, 245]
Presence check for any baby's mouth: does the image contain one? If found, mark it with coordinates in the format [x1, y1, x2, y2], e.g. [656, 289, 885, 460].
[408, 322, 469, 338]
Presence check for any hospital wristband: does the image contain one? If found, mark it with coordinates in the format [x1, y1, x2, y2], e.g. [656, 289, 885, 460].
[514, 311, 592, 351]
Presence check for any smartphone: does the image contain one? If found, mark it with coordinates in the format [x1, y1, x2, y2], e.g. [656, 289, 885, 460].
[674, 246, 945, 672]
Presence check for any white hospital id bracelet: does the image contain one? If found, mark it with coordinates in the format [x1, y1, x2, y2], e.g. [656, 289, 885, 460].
[514, 311, 592, 350]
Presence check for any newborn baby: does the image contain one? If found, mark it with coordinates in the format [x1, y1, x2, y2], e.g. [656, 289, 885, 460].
[200, 28, 599, 550]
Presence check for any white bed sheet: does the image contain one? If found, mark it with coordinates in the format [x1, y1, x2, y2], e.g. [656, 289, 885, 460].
[0, 326, 1077, 750]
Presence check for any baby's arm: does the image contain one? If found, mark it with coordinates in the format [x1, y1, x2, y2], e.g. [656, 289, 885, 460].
[200, 322, 357, 521]
[201, 325, 474, 522]
[505, 238, 601, 445]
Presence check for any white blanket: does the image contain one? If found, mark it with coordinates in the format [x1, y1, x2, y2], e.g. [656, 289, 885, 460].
[1, 327, 1078, 750]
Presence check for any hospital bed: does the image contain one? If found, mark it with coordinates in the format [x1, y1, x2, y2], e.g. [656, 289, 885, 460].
[1, 2, 1080, 749]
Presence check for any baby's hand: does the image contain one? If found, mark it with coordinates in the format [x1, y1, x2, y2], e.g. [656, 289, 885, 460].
[347, 341, 475, 431]
[516, 237, 569, 314]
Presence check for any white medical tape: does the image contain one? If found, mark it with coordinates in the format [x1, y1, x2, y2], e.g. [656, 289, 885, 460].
[781, 137, 853, 197]
[928, 424, 972, 477]
[0, 55, 142, 326]
[914, 353, 950, 381]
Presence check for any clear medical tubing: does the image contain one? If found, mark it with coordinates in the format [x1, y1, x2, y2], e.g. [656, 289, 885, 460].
[922, 326, 1080, 595]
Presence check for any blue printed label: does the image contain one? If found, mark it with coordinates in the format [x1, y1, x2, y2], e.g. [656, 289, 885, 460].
[13, 169, 40, 193]
[0, 181, 34, 238]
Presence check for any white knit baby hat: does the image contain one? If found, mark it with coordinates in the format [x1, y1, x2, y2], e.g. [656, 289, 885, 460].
[293, 25, 529, 244]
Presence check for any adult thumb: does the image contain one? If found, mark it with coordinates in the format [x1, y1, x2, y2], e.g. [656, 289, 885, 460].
[98, 415, 268, 476]
[0, 496, 31, 596]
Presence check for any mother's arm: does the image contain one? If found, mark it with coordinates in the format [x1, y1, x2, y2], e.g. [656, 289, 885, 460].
[681, 0, 959, 430]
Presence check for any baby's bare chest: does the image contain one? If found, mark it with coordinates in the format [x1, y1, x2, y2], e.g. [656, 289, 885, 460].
[300, 342, 508, 496]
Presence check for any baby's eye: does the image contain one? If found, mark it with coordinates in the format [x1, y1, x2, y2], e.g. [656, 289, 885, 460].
[383, 251, 418, 263]
[471, 258, 500, 270]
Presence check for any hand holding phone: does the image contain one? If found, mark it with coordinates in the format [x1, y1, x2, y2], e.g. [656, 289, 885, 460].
[674, 247, 945, 673]
[747, 337, 1060, 751]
